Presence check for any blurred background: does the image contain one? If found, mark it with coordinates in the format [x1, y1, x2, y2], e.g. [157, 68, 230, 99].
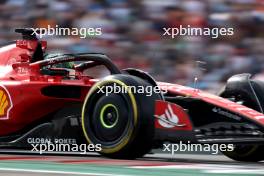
[0, 0, 264, 92]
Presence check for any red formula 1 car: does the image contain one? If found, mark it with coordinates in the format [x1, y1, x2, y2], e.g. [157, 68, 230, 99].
[0, 29, 264, 162]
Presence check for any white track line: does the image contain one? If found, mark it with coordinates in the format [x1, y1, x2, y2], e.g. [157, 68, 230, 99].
[0, 167, 134, 176]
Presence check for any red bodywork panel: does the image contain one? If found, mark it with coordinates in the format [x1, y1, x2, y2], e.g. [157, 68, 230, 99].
[0, 81, 94, 136]
[158, 82, 264, 127]
[0, 41, 97, 136]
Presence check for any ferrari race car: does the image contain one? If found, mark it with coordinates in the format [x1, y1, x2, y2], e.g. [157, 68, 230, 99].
[0, 29, 264, 162]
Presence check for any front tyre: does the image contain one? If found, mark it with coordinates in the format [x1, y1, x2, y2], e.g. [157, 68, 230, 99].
[221, 144, 264, 162]
[81, 75, 161, 159]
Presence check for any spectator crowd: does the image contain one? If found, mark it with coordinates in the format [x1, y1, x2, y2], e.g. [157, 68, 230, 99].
[0, 0, 264, 92]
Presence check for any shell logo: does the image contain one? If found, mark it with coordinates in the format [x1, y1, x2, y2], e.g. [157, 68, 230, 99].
[0, 86, 12, 119]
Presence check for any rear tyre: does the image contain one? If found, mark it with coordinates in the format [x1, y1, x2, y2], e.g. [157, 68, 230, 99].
[219, 88, 264, 162]
[81, 74, 161, 159]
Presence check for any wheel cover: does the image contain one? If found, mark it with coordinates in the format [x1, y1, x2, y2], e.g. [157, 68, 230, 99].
[91, 95, 128, 142]
[99, 104, 119, 129]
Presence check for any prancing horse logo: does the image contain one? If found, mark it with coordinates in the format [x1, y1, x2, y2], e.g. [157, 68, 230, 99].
[0, 85, 12, 119]
[155, 104, 185, 128]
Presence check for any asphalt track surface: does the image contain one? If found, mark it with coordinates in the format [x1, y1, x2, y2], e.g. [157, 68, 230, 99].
[0, 151, 263, 176]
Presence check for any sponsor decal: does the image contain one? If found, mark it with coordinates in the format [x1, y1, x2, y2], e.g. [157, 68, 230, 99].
[0, 85, 12, 120]
[212, 107, 241, 121]
[27, 138, 77, 144]
[154, 101, 192, 130]
[155, 104, 185, 128]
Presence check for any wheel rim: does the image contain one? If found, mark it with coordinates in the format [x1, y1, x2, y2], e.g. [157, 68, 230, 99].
[91, 94, 130, 142]
[100, 104, 119, 129]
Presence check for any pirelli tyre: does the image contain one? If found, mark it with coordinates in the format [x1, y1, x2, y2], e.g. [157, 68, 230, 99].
[219, 88, 264, 162]
[81, 74, 161, 159]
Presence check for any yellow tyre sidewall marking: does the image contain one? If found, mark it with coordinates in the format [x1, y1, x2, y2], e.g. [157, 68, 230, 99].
[81, 79, 138, 154]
